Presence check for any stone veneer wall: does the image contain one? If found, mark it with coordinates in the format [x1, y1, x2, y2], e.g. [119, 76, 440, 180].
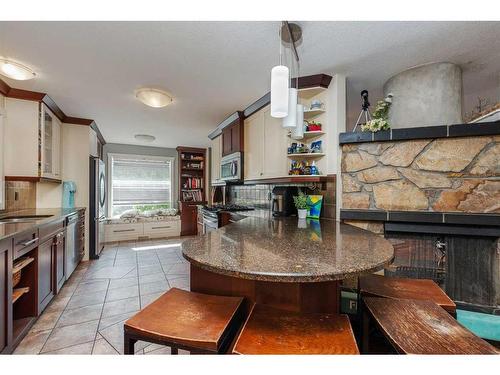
[341, 135, 500, 215]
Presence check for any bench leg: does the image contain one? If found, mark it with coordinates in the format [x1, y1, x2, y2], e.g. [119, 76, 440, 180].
[171, 347, 178, 355]
[362, 308, 370, 354]
[124, 333, 137, 355]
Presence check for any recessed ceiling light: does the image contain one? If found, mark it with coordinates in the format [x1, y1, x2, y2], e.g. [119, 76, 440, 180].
[134, 134, 156, 142]
[0, 58, 36, 80]
[135, 87, 173, 108]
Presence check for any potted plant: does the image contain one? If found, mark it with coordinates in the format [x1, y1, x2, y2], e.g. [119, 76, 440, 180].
[293, 190, 308, 220]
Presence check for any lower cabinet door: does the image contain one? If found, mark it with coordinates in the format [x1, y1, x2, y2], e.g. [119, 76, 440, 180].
[0, 240, 12, 353]
[38, 239, 55, 313]
[55, 233, 65, 293]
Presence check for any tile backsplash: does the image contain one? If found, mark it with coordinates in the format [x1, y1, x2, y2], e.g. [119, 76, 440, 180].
[4, 181, 36, 211]
[227, 179, 336, 219]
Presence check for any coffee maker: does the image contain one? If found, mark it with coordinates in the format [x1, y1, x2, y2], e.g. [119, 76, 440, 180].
[271, 186, 299, 217]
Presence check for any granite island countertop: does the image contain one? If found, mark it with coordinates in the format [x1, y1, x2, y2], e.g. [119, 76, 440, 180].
[0, 207, 85, 241]
[182, 216, 394, 282]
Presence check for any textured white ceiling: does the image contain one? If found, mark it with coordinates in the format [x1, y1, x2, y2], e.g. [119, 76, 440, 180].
[0, 21, 498, 147]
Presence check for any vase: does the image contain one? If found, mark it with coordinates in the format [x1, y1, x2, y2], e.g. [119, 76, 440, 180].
[298, 209, 307, 219]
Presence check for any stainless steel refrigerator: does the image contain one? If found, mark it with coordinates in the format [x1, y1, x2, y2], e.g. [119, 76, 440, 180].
[89, 157, 106, 259]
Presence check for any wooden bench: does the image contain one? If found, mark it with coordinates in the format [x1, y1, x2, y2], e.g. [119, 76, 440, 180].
[123, 288, 244, 354]
[360, 274, 456, 315]
[232, 304, 359, 354]
[362, 297, 498, 354]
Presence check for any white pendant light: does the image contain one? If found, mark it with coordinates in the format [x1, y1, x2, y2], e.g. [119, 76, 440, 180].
[271, 65, 289, 118]
[282, 87, 297, 128]
[292, 104, 305, 139]
[0, 59, 36, 80]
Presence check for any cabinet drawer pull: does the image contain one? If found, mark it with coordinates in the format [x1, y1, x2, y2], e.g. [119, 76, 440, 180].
[17, 238, 38, 247]
[151, 226, 171, 229]
[113, 229, 136, 233]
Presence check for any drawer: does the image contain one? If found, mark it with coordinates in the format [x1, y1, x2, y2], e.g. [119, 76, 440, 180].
[13, 229, 39, 259]
[143, 221, 180, 238]
[104, 223, 143, 242]
[39, 219, 64, 242]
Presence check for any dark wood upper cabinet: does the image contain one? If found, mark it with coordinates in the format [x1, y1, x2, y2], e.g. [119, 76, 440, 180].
[221, 116, 244, 157]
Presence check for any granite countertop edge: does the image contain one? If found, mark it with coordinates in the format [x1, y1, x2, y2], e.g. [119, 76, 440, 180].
[0, 207, 86, 242]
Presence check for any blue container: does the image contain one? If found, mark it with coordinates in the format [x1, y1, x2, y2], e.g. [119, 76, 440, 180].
[62, 181, 77, 208]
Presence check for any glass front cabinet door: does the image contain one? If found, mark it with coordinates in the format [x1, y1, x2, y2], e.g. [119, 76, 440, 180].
[40, 104, 61, 179]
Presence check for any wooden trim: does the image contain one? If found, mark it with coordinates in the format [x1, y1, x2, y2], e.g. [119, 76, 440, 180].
[5, 176, 61, 184]
[63, 116, 93, 126]
[0, 77, 106, 144]
[6, 88, 45, 102]
[41, 95, 65, 122]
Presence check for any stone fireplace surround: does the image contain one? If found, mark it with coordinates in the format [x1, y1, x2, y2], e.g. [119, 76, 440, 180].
[338, 121, 500, 313]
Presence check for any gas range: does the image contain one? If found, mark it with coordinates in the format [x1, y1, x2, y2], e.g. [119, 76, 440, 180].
[202, 204, 254, 214]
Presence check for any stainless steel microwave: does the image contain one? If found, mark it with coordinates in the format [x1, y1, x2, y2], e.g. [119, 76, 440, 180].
[220, 152, 241, 181]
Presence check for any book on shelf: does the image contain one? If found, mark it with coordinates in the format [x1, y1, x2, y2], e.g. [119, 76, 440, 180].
[182, 190, 203, 202]
[183, 177, 203, 189]
[183, 161, 204, 169]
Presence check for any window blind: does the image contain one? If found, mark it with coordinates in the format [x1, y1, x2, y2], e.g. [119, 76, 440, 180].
[111, 155, 172, 215]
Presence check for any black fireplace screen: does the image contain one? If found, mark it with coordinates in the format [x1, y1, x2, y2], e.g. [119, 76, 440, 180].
[384, 232, 500, 310]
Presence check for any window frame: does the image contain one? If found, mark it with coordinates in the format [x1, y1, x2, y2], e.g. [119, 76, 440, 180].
[107, 153, 175, 218]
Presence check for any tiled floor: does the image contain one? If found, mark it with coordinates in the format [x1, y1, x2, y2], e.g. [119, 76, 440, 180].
[14, 237, 191, 355]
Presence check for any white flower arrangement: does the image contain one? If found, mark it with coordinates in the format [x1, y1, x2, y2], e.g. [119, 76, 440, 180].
[361, 93, 393, 133]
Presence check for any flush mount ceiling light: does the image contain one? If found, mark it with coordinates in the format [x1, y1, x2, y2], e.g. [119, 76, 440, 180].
[0, 58, 36, 80]
[134, 134, 156, 142]
[135, 88, 173, 108]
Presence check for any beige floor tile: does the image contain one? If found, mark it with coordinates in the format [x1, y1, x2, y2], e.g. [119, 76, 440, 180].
[139, 280, 169, 295]
[30, 308, 63, 333]
[42, 341, 94, 354]
[168, 276, 190, 291]
[85, 265, 136, 280]
[105, 285, 139, 302]
[66, 290, 107, 310]
[41, 320, 99, 353]
[92, 334, 119, 355]
[108, 276, 138, 290]
[14, 330, 51, 354]
[137, 264, 163, 276]
[139, 272, 166, 284]
[140, 291, 164, 309]
[98, 320, 147, 354]
[98, 311, 138, 331]
[102, 296, 140, 318]
[56, 303, 104, 328]
[165, 263, 190, 276]
[73, 279, 109, 295]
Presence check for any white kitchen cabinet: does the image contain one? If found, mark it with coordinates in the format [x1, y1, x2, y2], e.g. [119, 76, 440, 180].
[244, 109, 264, 180]
[262, 106, 288, 178]
[4, 98, 62, 180]
[243, 105, 288, 181]
[210, 135, 222, 183]
[0, 98, 4, 210]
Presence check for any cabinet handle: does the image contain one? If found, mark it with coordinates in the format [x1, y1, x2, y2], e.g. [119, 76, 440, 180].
[17, 238, 38, 247]
[151, 226, 171, 229]
[113, 229, 135, 233]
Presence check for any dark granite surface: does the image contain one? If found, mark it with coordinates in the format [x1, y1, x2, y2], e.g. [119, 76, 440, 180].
[182, 216, 394, 282]
[0, 207, 85, 241]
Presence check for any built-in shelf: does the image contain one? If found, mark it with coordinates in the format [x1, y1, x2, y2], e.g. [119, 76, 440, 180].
[13, 257, 35, 274]
[181, 168, 203, 171]
[298, 86, 327, 100]
[288, 130, 325, 139]
[287, 153, 325, 158]
[244, 175, 334, 185]
[12, 287, 30, 303]
[303, 108, 326, 120]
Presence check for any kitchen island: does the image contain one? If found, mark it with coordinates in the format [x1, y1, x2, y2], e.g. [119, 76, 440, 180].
[182, 216, 394, 314]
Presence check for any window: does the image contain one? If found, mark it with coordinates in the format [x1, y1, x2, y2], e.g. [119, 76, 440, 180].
[108, 153, 174, 217]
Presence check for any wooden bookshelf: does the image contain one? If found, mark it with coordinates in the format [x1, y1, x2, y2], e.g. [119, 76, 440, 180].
[176, 146, 207, 203]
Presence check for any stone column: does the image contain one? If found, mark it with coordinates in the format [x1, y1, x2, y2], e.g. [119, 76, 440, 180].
[384, 62, 463, 128]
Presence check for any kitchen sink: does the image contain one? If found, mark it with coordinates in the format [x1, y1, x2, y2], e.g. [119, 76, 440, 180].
[0, 215, 53, 223]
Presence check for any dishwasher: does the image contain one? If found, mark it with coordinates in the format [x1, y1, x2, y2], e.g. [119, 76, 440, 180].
[65, 213, 81, 278]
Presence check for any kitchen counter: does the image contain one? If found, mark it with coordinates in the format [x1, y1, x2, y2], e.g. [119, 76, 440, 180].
[182, 216, 394, 283]
[0, 207, 85, 241]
